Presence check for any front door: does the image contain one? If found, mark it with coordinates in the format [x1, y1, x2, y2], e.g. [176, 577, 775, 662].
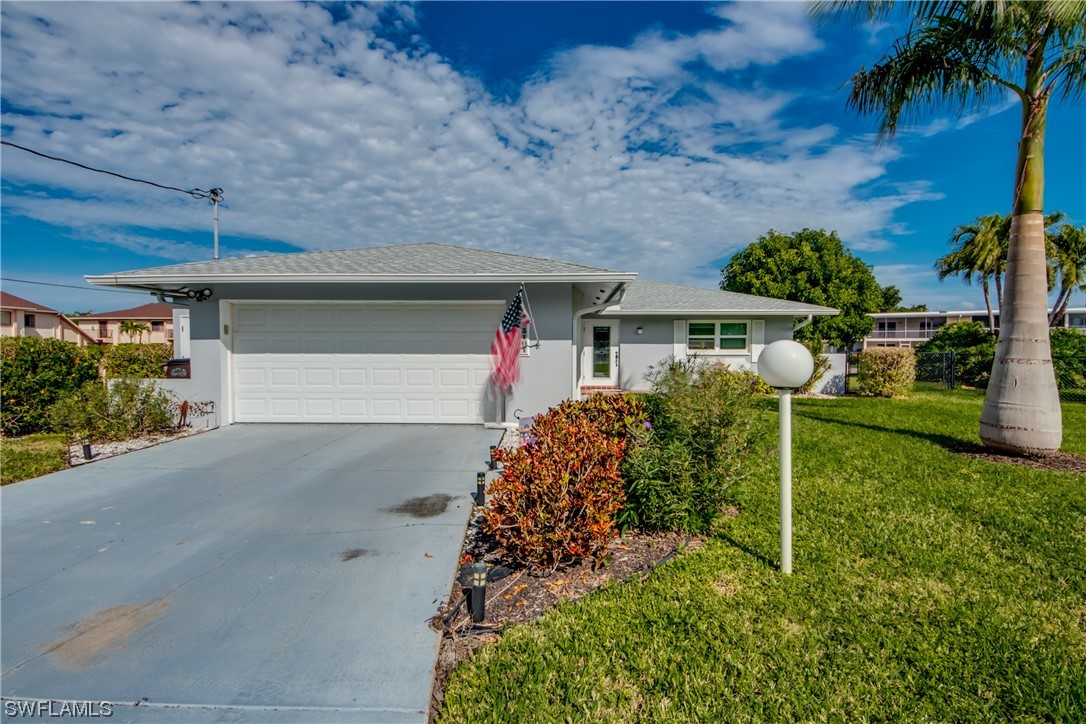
[581, 320, 619, 387]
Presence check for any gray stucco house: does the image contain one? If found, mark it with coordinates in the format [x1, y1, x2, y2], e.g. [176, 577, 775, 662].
[87, 244, 837, 427]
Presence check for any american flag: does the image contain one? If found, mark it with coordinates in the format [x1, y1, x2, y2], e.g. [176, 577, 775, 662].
[490, 290, 528, 394]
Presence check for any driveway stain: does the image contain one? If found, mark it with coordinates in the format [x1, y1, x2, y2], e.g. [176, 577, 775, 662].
[384, 494, 452, 518]
[44, 598, 171, 671]
[339, 548, 371, 562]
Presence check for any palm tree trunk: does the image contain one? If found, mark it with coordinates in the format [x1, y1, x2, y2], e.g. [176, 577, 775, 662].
[993, 268, 1004, 320]
[980, 70, 1061, 453]
[981, 277, 994, 331]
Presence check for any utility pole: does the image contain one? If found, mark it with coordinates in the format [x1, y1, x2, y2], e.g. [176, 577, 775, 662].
[209, 188, 224, 260]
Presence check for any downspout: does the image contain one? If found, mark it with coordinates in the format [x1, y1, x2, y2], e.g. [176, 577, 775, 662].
[793, 314, 813, 334]
[571, 282, 627, 399]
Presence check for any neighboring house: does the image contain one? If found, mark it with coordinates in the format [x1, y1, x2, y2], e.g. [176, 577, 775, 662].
[0, 291, 98, 346]
[864, 307, 1086, 349]
[87, 244, 837, 427]
[74, 303, 176, 345]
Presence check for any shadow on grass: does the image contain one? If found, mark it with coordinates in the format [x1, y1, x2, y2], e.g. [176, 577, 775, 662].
[714, 532, 778, 571]
[795, 409, 987, 455]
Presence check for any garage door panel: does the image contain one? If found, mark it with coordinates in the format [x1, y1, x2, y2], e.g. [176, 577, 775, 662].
[232, 303, 498, 423]
[269, 368, 299, 387]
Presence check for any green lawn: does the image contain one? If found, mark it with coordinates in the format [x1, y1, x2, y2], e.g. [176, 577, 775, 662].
[1, 434, 68, 485]
[440, 391, 1086, 721]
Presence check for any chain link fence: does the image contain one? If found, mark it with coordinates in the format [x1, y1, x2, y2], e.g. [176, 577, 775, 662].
[910, 351, 1086, 403]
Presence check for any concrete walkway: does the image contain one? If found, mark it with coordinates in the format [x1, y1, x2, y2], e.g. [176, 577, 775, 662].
[1, 424, 499, 722]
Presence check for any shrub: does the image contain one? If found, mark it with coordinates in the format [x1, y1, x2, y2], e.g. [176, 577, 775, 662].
[1051, 327, 1086, 390]
[0, 338, 104, 437]
[916, 321, 997, 387]
[102, 343, 172, 379]
[483, 395, 646, 569]
[619, 357, 762, 533]
[856, 347, 915, 397]
[48, 379, 175, 443]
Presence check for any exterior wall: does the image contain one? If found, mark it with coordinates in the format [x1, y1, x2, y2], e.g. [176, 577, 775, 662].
[608, 314, 796, 392]
[185, 282, 576, 426]
[76, 318, 173, 345]
[0, 308, 92, 345]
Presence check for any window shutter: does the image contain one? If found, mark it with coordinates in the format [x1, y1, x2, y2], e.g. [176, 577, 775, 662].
[751, 319, 765, 362]
[673, 320, 687, 358]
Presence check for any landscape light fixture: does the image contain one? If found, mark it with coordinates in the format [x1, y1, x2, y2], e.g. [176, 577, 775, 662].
[757, 340, 814, 575]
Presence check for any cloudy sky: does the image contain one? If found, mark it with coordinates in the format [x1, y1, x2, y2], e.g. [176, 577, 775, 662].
[2, 1, 1083, 313]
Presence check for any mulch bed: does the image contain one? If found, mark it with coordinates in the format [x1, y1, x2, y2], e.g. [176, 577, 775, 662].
[954, 448, 1086, 474]
[428, 507, 698, 720]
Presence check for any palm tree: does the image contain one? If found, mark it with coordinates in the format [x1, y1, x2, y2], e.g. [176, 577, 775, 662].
[119, 320, 150, 343]
[1048, 222, 1086, 326]
[816, 1, 1086, 454]
[934, 213, 1010, 330]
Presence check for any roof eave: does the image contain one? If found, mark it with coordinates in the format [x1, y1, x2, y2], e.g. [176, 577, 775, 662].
[85, 272, 639, 288]
[600, 308, 839, 317]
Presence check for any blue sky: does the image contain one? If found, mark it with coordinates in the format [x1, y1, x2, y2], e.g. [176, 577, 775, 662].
[2, 1, 1083, 314]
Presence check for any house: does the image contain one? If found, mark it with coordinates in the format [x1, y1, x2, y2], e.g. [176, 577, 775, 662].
[864, 307, 1086, 349]
[0, 291, 97, 346]
[86, 244, 837, 427]
[73, 303, 176, 345]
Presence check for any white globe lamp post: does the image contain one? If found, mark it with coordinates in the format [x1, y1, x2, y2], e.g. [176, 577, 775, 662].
[758, 340, 815, 574]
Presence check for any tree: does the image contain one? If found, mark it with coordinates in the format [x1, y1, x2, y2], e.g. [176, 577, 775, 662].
[119, 320, 150, 343]
[721, 228, 883, 348]
[817, 1, 1086, 454]
[934, 213, 1010, 330]
[879, 284, 903, 312]
[1047, 222, 1086, 326]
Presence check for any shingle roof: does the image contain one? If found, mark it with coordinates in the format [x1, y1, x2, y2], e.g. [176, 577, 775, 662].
[0, 291, 58, 313]
[608, 280, 838, 316]
[77, 303, 175, 320]
[93, 243, 630, 281]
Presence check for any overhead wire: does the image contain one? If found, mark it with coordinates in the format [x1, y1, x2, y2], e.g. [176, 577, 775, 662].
[0, 277, 149, 295]
[0, 140, 221, 200]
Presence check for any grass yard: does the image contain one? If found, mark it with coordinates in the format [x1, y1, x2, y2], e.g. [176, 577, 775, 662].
[440, 391, 1086, 721]
[1, 434, 68, 485]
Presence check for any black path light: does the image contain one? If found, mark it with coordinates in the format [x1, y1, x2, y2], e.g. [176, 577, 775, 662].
[757, 340, 815, 575]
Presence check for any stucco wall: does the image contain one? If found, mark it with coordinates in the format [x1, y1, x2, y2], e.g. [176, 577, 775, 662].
[608, 314, 799, 392]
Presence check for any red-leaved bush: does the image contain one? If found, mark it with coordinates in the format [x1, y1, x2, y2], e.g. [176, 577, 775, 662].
[483, 394, 645, 569]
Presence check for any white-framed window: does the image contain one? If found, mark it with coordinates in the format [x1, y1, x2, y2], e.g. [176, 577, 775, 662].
[687, 320, 749, 353]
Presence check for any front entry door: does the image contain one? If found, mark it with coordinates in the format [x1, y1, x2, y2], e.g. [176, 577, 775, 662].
[581, 320, 619, 387]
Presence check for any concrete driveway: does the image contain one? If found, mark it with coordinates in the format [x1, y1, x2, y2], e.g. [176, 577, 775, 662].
[1, 424, 498, 722]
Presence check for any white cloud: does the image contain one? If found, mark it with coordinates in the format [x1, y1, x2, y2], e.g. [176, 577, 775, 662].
[1, 1, 931, 287]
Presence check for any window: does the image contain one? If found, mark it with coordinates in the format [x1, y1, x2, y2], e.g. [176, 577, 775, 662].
[687, 321, 749, 353]
[151, 321, 165, 331]
[1, 311, 10, 325]
[876, 321, 897, 332]
[24, 314, 36, 328]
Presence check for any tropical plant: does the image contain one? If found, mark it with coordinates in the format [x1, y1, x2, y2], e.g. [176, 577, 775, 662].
[817, 0, 1086, 454]
[1047, 222, 1086, 326]
[934, 213, 1010, 330]
[119, 320, 150, 343]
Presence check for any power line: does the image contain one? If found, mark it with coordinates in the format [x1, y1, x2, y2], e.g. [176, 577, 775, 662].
[1, 277, 149, 295]
[1, 140, 222, 201]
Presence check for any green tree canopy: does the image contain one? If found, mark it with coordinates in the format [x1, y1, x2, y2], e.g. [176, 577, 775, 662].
[720, 228, 882, 348]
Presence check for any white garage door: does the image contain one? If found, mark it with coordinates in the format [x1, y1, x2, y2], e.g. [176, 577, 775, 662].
[231, 303, 499, 423]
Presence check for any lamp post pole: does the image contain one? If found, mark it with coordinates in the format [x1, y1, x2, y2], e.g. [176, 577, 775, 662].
[757, 339, 813, 576]
[779, 388, 793, 575]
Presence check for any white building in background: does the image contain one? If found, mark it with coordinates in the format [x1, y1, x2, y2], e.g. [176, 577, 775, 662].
[864, 307, 1086, 350]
